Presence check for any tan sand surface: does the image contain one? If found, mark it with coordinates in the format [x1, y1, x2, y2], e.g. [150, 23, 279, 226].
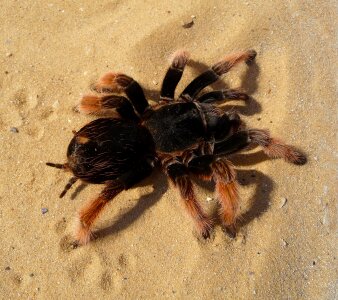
[0, 1, 337, 299]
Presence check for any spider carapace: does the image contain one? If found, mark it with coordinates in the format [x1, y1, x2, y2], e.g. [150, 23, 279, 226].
[47, 50, 306, 245]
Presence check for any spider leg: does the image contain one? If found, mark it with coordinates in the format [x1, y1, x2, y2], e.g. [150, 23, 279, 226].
[197, 89, 249, 103]
[78, 94, 139, 121]
[75, 183, 124, 245]
[214, 131, 250, 156]
[160, 50, 190, 101]
[165, 161, 212, 238]
[179, 50, 256, 101]
[248, 129, 307, 164]
[75, 162, 153, 245]
[187, 155, 239, 236]
[187, 154, 214, 181]
[214, 129, 307, 165]
[92, 72, 150, 115]
[212, 159, 239, 236]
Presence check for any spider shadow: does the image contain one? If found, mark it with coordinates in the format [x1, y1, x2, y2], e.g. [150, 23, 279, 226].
[94, 169, 168, 241]
[70, 182, 88, 200]
[143, 57, 261, 116]
[236, 168, 273, 228]
[229, 151, 274, 229]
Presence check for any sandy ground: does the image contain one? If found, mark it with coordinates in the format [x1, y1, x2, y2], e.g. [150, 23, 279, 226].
[0, 1, 337, 299]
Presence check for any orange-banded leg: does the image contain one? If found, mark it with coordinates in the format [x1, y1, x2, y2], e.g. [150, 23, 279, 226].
[212, 159, 239, 236]
[75, 161, 153, 245]
[92, 72, 150, 115]
[214, 129, 307, 165]
[160, 50, 190, 102]
[187, 156, 239, 236]
[179, 50, 257, 101]
[166, 162, 213, 238]
[77, 94, 139, 121]
[75, 184, 124, 245]
[248, 129, 307, 164]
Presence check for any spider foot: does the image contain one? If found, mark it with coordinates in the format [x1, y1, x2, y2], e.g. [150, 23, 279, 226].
[226, 89, 250, 101]
[74, 216, 95, 245]
[197, 217, 214, 240]
[223, 224, 237, 239]
[245, 49, 257, 64]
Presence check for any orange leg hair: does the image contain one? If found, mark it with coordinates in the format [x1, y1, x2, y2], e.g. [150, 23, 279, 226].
[75, 184, 123, 245]
[165, 160, 213, 238]
[212, 159, 239, 236]
[211, 49, 257, 76]
[175, 175, 213, 238]
[248, 129, 307, 165]
[77, 94, 139, 121]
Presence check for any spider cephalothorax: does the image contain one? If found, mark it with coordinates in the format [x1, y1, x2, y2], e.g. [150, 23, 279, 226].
[47, 50, 306, 245]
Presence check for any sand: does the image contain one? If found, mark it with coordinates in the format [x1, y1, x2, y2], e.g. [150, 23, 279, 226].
[0, 1, 337, 299]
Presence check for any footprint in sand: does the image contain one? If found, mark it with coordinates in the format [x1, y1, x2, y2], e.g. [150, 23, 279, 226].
[55, 217, 67, 235]
[64, 249, 123, 294]
[8, 88, 62, 139]
[57, 225, 122, 294]
[8, 88, 46, 139]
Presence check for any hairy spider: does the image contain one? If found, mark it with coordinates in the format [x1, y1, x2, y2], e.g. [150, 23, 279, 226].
[47, 50, 306, 245]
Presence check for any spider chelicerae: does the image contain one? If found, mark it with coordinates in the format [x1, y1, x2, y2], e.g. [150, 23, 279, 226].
[47, 50, 306, 245]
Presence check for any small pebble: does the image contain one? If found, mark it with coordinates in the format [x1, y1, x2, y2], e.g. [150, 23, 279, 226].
[206, 196, 213, 202]
[6, 52, 13, 57]
[41, 208, 48, 214]
[10, 127, 19, 133]
[280, 197, 287, 208]
[5, 266, 11, 271]
[30, 273, 34, 277]
[281, 239, 289, 247]
[52, 100, 60, 109]
[182, 19, 194, 28]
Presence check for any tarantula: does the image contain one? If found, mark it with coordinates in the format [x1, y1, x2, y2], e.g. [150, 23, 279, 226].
[47, 50, 306, 245]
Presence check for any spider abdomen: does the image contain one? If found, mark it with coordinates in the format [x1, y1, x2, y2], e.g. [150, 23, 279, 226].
[67, 118, 155, 183]
[143, 102, 205, 153]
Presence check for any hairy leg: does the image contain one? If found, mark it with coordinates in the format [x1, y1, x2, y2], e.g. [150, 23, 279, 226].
[212, 159, 239, 236]
[187, 155, 239, 236]
[92, 72, 150, 115]
[75, 183, 124, 245]
[248, 129, 306, 164]
[166, 162, 212, 238]
[197, 89, 249, 103]
[160, 50, 190, 101]
[78, 94, 139, 121]
[214, 129, 307, 165]
[75, 161, 153, 245]
[179, 50, 256, 101]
